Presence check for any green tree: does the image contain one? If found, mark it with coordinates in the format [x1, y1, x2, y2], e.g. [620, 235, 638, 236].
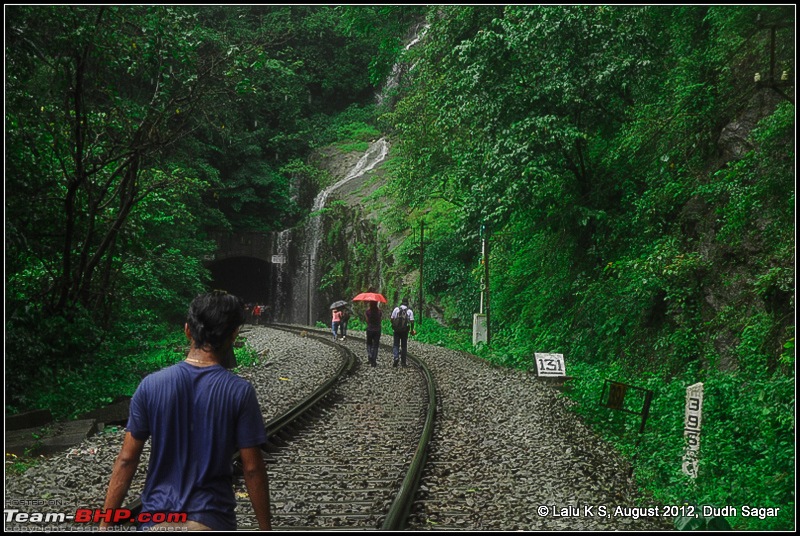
[386, 4, 793, 373]
[5, 5, 414, 414]
[7, 6, 241, 318]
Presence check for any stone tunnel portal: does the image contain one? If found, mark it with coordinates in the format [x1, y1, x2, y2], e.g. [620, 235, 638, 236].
[207, 256, 274, 307]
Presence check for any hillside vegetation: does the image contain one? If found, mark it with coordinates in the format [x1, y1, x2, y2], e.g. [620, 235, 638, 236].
[5, 6, 794, 530]
[375, 6, 794, 530]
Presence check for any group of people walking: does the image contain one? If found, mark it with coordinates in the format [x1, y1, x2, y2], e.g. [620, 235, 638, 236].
[332, 292, 416, 368]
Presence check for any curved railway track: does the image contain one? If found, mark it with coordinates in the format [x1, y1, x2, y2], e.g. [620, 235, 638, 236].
[6, 324, 674, 532]
[122, 324, 436, 530]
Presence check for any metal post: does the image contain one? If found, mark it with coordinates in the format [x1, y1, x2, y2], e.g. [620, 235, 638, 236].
[418, 220, 424, 323]
[484, 225, 490, 345]
[770, 25, 776, 82]
[479, 226, 485, 314]
[307, 254, 312, 326]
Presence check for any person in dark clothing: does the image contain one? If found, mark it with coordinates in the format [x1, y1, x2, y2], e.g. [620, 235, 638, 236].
[365, 301, 382, 367]
[101, 291, 271, 531]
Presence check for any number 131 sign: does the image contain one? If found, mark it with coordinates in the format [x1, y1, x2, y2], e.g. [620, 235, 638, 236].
[535, 353, 566, 377]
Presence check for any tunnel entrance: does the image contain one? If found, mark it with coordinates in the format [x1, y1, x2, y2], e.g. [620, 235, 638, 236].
[208, 256, 274, 306]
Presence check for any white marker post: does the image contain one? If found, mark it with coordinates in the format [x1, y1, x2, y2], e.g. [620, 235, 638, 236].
[534, 353, 566, 377]
[682, 382, 704, 479]
[472, 313, 487, 345]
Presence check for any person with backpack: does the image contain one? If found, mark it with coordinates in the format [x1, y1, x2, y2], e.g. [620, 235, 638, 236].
[390, 297, 416, 367]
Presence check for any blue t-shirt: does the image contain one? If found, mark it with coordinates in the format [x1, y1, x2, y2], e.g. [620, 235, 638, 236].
[127, 361, 266, 530]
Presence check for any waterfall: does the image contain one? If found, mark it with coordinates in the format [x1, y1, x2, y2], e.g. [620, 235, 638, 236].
[303, 138, 390, 323]
[272, 21, 427, 325]
[310, 138, 391, 218]
[378, 22, 429, 107]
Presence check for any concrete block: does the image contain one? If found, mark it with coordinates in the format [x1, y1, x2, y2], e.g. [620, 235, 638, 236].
[5, 419, 99, 457]
[6, 409, 53, 431]
[77, 397, 130, 426]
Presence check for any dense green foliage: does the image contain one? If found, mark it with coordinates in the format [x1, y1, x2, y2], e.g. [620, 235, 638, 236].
[387, 5, 793, 373]
[5, 5, 417, 416]
[4, 5, 793, 531]
[382, 5, 794, 530]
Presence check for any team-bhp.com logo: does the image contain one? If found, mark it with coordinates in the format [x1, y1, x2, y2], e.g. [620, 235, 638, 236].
[5, 508, 188, 525]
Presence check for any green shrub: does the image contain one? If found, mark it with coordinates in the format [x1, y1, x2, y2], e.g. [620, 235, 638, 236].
[408, 319, 795, 531]
[562, 361, 795, 531]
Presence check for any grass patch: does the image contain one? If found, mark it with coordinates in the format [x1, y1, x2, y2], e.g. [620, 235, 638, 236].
[5, 452, 45, 476]
[336, 140, 370, 153]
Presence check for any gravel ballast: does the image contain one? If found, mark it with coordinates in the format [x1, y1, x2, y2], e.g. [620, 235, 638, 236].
[4, 327, 339, 530]
[4, 325, 672, 531]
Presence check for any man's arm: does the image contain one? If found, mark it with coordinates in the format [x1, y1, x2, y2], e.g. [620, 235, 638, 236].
[101, 432, 145, 529]
[240, 446, 272, 530]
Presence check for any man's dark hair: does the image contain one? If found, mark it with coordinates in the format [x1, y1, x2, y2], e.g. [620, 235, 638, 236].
[186, 290, 245, 352]
[401, 296, 409, 306]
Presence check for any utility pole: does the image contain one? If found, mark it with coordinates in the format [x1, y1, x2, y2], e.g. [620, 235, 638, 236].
[307, 254, 312, 326]
[418, 220, 424, 324]
[483, 224, 490, 345]
[474, 223, 491, 346]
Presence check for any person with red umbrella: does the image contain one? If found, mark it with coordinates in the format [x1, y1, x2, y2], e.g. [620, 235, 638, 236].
[352, 288, 386, 367]
[351, 290, 387, 304]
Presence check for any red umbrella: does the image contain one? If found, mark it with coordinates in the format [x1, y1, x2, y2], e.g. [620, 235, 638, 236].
[352, 292, 387, 303]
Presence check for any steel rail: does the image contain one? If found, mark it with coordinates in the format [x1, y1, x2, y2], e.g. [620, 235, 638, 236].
[115, 325, 356, 524]
[261, 325, 356, 439]
[270, 323, 438, 530]
[380, 343, 437, 530]
[116, 323, 433, 530]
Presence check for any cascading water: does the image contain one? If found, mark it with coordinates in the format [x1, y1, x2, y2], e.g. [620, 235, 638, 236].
[301, 138, 390, 323]
[271, 21, 427, 325]
[378, 21, 429, 107]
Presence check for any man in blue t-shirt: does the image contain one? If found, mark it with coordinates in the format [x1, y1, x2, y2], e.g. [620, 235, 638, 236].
[102, 291, 271, 531]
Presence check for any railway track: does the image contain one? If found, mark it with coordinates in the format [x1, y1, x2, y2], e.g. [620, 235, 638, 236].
[122, 324, 436, 530]
[238, 325, 436, 530]
[6, 324, 673, 531]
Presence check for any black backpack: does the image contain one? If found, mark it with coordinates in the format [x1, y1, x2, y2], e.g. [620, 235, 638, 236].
[391, 307, 409, 331]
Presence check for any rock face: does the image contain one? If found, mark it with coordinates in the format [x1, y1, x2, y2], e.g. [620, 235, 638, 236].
[311, 143, 389, 211]
[309, 145, 365, 192]
[717, 90, 784, 162]
[300, 140, 409, 320]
